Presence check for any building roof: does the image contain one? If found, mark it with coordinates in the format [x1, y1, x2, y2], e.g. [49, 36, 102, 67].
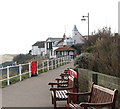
[72, 25, 83, 39]
[73, 25, 78, 31]
[46, 37, 62, 42]
[56, 33, 66, 46]
[55, 45, 75, 51]
[32, 41, 45, 48]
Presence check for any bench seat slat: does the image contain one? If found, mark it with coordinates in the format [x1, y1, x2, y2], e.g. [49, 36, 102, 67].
[51, 90, 68, 100]
[56, 90, 68, 99]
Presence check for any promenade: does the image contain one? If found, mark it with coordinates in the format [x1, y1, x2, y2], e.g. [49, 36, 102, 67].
[2, 62, 74, 108]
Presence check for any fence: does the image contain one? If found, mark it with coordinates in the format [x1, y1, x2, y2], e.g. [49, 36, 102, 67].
[0, 56, 73, 86]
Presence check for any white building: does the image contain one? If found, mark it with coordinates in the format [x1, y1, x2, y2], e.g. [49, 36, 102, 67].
[31, 25, 84, 57]
[31, 41, 45, 56]
[118, 2, 120, 35]
[45, 37, 62, 57]
[72, 25, 85, 44]
[63, 34, 74, 45]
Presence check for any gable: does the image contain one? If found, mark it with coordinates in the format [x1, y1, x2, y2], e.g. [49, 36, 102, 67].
[32, 41, 45, 48]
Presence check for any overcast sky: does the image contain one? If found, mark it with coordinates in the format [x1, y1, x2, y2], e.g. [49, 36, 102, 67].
[0, 0, 119, 55]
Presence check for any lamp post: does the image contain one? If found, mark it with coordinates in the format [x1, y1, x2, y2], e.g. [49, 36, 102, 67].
[81, 13, 89, 40]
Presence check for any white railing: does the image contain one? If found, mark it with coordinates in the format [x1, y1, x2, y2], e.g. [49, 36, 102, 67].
[0, 56, 73, 86]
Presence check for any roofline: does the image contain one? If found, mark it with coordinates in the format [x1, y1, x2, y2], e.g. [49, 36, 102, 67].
[46, 37, 62, 41]
[32, 41, 45, 46]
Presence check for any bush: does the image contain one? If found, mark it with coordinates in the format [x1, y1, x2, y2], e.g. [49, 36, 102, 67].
[74, 53, 93, 69]
[85, 45, 96, 53]
[79, 27, 120, 78]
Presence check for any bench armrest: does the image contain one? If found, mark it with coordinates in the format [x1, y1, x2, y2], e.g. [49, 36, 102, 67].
[60, 73, 69, 76]
[80, 102, 114, 107]
[48, 82, 68, 85]
[55, 78, 68, 81]
[66, 92, 91, 96]
[50, 87, 73, 91]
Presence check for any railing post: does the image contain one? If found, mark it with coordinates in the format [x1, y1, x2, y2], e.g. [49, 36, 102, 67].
[67, 56, 69, 62]
[66, 56, 68, 63]
[57, 58, 58, 67]
[55, 59, 56, 68]
[29, 62, 31, 78]
[42, 61, 44, 72]
[19, 64, 22, 81]
[51, 59, 53, 70]
[7, 66, 10, 86]
[69, 56, 71, 62]
[58, 58, 59, 67]
[64, 56, 66, 64]
[61, 57, 62, 65]
[47, 60, 49, 71]
[37, 61, 38, 75]
[62, 57, 64, 64]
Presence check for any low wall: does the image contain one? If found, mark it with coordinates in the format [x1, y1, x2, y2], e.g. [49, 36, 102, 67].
[76, 68, 120, 109]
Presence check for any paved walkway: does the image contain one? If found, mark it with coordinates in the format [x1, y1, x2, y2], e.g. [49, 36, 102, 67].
[2, 62, 74, 108]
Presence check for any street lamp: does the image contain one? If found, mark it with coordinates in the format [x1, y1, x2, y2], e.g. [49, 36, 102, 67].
[81, 13, 89, 40]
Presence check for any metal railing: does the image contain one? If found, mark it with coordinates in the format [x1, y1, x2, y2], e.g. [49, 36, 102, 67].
[0, 56, 73, 86]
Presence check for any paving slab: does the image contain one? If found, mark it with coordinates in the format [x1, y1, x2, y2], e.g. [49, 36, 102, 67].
[2, 62, 74, 108]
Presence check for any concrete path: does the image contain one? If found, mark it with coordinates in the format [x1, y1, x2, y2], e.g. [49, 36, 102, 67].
[2, 62, 74, 108]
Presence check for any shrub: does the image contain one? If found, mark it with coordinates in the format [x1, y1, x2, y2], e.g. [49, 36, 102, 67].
[79, 27, 120, 78]
[85, 45, 96, 53]
[74, 53, 93, 69]
[44, 68, 48, 72]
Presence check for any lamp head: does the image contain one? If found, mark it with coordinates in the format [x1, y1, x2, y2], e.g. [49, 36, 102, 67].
[81, 18, 86, 21]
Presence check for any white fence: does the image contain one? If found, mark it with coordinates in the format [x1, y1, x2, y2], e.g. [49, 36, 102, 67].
[0, 56, 73, 86]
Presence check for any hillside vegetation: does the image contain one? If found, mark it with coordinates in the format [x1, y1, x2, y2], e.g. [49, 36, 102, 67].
[74, 27, 120, 78]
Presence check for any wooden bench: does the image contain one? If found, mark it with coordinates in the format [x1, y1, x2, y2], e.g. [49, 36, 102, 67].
[48, 75, 76, 109]
[66, 83, 118, 109]
[55, 69, 70, 88]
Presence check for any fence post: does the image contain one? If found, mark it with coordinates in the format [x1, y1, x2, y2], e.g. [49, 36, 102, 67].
[58, 58, 59, 67]
[61, 57, 62, 65]
[67, 56, 69, 62]
[62, 57, 64, 64]
[57, 58, 58, 67]
[37, 61, 38, 75]
[19, 64, 22, 81]
[51, 59, 53, 70]
[67, 56, 68, 63]
[55, 59, 56, 68]
[64, 56, 66, 64]
[47, 60, 49, 71]
[7, 66, 10, 86]
[29, 62, 31, 77]
[42, 61, 44, 72]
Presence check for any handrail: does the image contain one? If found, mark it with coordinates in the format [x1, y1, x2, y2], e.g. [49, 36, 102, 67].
[0, 56, 73, 86]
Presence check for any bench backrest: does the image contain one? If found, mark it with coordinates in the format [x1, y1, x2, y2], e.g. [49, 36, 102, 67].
[89, 84, 118, 107]
[68, 75, 76, 92]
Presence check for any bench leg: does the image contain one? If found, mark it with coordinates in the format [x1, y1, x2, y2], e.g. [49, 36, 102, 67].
[52, 96, 53, 104]
[67, 104, 70, 109]
[54, 98, 56, 109]
[67, 99, 69, 104]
